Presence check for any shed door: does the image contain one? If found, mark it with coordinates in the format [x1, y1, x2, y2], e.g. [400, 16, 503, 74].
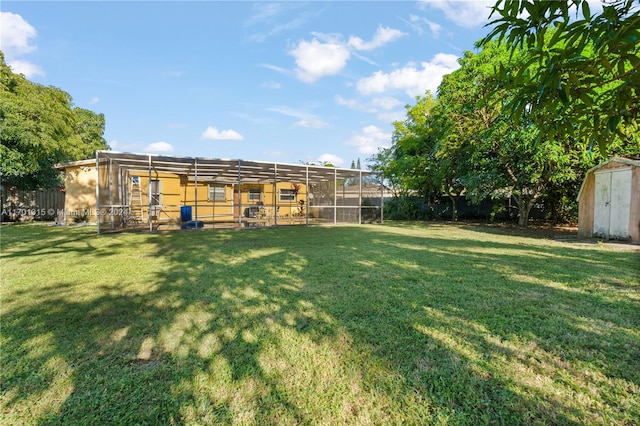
[593, 168, 631, 239]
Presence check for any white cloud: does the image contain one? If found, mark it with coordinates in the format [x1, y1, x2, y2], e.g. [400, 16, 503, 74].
[295, 118, 329, 129]
[244, 2, 318, 42]
[108, 139, 138, 151]
[405, 14, 443, 37]
[371, 96, 403, 110]
[399, 15, 425, 36]
[377, 110, 407, 124]
[245, 2, 286, 27]
[344, 125, 391, 155]
[290, 26, 405, 83]
[0, 12, 36, 55]
[335, 95, 404, 120]
[356, 53, 460, 97]
[6, 59, 44, 78]
[318, 153, 344, 166]
[348, 26, 406, 51]
[335, 95, 376, 113]
[90, 97, 100, 104]
[261, 80, 282, 89]
[267, 106, 328, 128]
[336, 95, 406, 123]
[201, 126, 244, 140]
[418, 0, 494, 28]
[290, 38, 350, 83]
[0, 12, 44, 78]
[260, 63, 291, 75]
[144, 141, 174, 153]
[425, 19, 443, 36]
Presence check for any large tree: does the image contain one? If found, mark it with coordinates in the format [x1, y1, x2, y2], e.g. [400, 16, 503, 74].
[378, 41, 590, 226]
[374, 2, 639, 225]
[436, 41, 582, 227]
[371, 94, 445, 219]
[481, 0, 640, 152]
[0, 52, 108, 189]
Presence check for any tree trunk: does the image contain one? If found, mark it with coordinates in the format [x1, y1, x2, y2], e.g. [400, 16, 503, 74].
[447, 193, 458, 221]
[517, 197, 535, 227]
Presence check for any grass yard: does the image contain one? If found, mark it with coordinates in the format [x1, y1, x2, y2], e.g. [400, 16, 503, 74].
[1, 222, 638, 425]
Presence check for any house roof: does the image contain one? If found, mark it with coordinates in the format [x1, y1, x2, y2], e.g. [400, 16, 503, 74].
[54, 158, 97, 169]
[57, 150, 375, 185]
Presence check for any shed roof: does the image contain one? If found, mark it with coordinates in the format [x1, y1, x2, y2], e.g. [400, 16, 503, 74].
[584, 156, 640, 174]
[577, 157, 640, 201]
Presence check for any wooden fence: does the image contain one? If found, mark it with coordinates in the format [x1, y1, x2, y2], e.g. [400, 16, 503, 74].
[1, 188, 65, 222]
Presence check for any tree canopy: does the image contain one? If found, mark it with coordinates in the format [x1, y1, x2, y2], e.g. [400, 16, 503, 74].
[0, 52, 108, 189]
[481, 0, 640, 153]
[372, 36, 640, 225]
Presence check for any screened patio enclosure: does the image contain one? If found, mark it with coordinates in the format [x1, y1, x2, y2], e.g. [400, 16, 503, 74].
[94, 151, 383, 233]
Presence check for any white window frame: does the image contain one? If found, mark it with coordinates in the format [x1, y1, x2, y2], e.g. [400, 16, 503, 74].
[248, 187, 261, 202]
[208, 184, 226, 202]
[279, 188, 296, 202]
[150, 179, 162, 217]
[150, 179, 161, 206]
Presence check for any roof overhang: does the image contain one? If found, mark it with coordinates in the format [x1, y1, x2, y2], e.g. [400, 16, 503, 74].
[54, 158, 97, 170]
[59, 151, 373, 185]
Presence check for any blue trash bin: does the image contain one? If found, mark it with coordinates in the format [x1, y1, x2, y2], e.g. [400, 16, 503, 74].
[180, 206, 192, 222]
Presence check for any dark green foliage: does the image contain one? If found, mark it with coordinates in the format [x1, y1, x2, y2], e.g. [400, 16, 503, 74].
[0, 52, 108, 189]
[383, 195, 434, 220]
[481, 0, 640, 153]
[371, 25, 640, 226]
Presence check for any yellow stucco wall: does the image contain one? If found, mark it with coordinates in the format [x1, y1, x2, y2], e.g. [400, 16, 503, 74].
[130, 172, 307, 223]
[62, 164, 308, 226]
[63, 164, 98, 224]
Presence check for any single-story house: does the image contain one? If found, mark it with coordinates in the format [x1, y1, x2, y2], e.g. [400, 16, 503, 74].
[56, 151, 383, 233]
[577, 157, 640, 242]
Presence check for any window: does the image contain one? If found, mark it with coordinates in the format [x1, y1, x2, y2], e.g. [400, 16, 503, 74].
[279, 188, 296, 202]
[248, 188, 261, 202]
[208, 185, 226, 201]
[150, 179, 161, 217]
[150, 180, 161, 206]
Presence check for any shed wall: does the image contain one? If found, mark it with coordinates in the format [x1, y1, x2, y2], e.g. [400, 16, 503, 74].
[630, 166, 640, 242]
[577, 173, 595, 238]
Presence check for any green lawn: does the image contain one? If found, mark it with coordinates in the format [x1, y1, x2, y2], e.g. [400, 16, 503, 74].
[1, 222, 638, 425]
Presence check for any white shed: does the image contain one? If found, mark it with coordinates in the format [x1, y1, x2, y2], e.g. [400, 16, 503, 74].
[577, 157, 640, 242]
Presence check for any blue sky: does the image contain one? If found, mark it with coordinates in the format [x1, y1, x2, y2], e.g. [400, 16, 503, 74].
[1, 1, 495, 168]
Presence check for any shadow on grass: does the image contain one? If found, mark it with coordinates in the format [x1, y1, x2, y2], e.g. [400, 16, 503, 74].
[0, 223, 127, 260]
[1, 223, 638, 424]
